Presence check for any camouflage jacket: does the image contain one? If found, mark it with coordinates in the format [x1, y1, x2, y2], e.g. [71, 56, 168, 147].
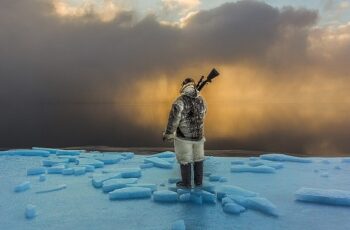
[165, 84, 207, 141]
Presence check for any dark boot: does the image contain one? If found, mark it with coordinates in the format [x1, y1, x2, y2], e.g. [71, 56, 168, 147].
[176, 163, 192, 189]
[194, 160, 203, 187]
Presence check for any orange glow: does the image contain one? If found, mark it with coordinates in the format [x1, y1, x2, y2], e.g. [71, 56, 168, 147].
[115, 65, 350, 154]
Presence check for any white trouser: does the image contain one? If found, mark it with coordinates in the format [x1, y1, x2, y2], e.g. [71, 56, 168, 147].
[174, 137, 205, 164]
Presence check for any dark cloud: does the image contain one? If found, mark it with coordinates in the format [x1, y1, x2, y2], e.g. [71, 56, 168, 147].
[0, 0, 349, 155]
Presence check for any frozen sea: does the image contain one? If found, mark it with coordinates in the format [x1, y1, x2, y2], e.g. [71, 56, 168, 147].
[0, 148, 350, 230]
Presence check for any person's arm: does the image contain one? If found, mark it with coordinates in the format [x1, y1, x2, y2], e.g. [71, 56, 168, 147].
[163, 99, 184, 141]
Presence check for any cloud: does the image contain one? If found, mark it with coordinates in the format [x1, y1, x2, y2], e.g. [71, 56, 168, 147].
[1, 0, 350, 154]
[161, 0, 200, 14]
[52, 0, 126, 22]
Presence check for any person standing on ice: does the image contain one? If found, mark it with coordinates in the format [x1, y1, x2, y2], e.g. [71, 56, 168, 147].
[162, 78, 207, 189]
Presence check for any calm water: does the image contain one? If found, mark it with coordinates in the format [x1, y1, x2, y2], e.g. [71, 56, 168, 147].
[1, 102, 350, 155]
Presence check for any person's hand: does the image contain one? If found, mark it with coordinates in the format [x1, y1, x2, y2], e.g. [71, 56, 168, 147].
[162, 132, 174, 142]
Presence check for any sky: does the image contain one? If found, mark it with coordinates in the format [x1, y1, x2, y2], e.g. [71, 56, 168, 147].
[1, 0, 350, 154]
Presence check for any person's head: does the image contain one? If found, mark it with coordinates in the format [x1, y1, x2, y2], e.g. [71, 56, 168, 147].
[180, 77, 196, 94]
[181, 78, 195, 87]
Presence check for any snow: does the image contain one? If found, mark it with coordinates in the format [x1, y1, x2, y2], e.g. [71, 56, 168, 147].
[109, 187, 152, 200]
[260, 153, 312, 163]
[153, 190, 178, 202]
[230, 165, 276, 173]
[295, 188, 350, 206]
[1, 150, 350, 229]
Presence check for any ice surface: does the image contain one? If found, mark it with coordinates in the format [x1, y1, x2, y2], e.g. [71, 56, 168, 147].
[201, 190, 216, 204]
[295, 187, 350, 206]
[334, 165, 341, 170]
[4, 151, 350, 229]
[247, 161, 265, 167]
[109, 187, 152, 200]
[341, 158, 350, 163]
[219, 177, 228, 182]
[25, 204, 37, 219]
[168, 178, 181, 184]
[236, 197, 279, 217]
[84, 165, 95, 172]
[118, 168, 142, 178]
[39, 174, 46, 182]
[320, 172, 329, 178]
[153, 190, 178, 202]
[171, 220, 186, 230]
[140, 163, 154, 169]
[189, 192, 202, 205]
[47, 165, 66, 174]
[148, 151, 175, 158]
[217, 185, 258, 201]
[231, 160, 245, 165]
[0, 150, 50, 157]
[126, 184, 157, 192]
[36, 184, 67, 194]
[56, 150, 81, 156]
[92, 173, 122, 188]
[144, 157, 173, 169]
[62, 168, 74, 175]
[260, 153, 312, 163]
[27, 167, 46, 176]
[230, 165, 276, 173]
[33, 147, 84, 155]
[321, 159, 330, 164]
[209, 175, 221, 182]
[223, 202, 246, 215]
[42, 158, 69, 167]
[77, 158, 104, 168]
[102, 178, 138, 193]
[14, 181, 31, 192]
[94, 155, 123, 164]
[249, 157, 259, 161]
[121, 152, 134, 160]
[201, 184, 216, 194]
[179, 193, 191, 202]
[222, 197, 234, 206]
[265, 162, 284, 169]
[73, 167, 86, 176]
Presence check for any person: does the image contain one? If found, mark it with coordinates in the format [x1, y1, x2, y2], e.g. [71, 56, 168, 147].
[162, 77, 207, 189]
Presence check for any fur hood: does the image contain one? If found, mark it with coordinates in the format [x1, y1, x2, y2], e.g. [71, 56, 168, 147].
[180, 83, 198, 98]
